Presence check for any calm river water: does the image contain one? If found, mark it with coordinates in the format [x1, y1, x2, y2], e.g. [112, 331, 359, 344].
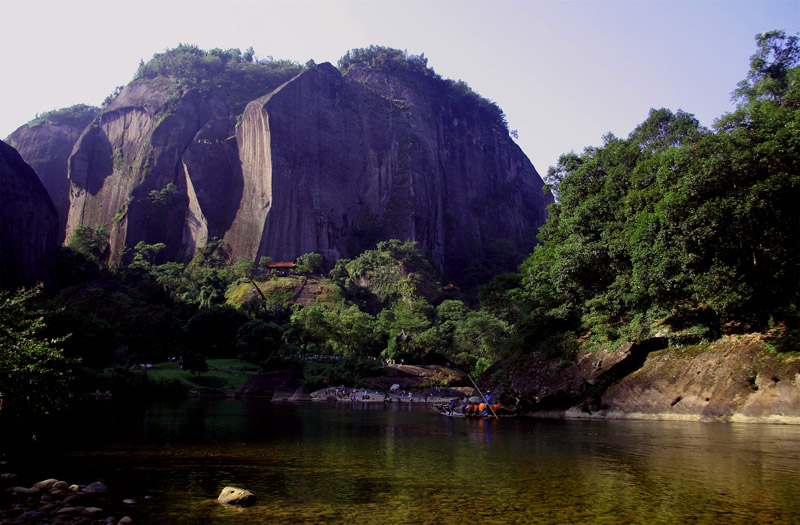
[6, 399, 800, 523]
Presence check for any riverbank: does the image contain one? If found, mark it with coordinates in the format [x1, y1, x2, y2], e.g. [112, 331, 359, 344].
[484, 334, 800, 425]
[235, 363, 476, 403]
[0, 475, 133, 524]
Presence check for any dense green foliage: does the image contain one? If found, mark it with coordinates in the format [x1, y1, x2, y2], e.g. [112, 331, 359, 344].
[338, 45, 509, 132]
[0, 286, 78, 428]
[55, 235, 502, 382]
[28, 104, 99, 130]
[66, 223, 110, 264]
[505, 31, 800, 355]
[134, 44, 303, 106]
[7, 33, 797, 432]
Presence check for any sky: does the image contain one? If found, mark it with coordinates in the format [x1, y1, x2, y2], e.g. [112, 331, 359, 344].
[1, 0, 798, 175]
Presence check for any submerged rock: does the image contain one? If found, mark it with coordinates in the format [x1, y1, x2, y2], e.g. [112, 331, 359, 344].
[218, 486, 256, 506]
[85, 481, 108, 493]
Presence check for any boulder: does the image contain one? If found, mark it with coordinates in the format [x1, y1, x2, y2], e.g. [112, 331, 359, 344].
[52, 480, 69, 491]
[236, 369, 300, 398]
[271, 388, 295, 401]
[11, 486, 40, 495]
[81, 506, 105, 518]
[288, 386, 311, 401]
[33, 478, 60, 491]
[218, 486, 256, 506]
[85, 481, 107, 493]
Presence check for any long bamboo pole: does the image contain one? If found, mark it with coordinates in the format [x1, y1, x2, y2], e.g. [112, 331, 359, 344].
[467, 374, 498, 419]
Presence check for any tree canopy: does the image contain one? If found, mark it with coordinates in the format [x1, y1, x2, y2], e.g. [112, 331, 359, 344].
[338, 45, 509, 132]
[134, 44, 303, 106]
[510, 30, 800, 354]
[28, 104, 99, 130]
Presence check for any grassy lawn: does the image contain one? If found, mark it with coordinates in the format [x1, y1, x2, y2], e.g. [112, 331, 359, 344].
[146, 358, 260, 391]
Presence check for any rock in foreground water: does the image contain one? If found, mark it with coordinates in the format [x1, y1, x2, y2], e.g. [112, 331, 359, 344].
[218, 486, 255, 506]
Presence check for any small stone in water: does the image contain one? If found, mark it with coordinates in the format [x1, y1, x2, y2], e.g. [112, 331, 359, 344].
[85, 481, 108, 493]
[123, 498, 137, 505]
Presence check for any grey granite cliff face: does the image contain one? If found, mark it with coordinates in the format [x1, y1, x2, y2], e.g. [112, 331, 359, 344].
[228, 62, 551, 278]
[0, 140, 58, 290]
[57, 62, 550, 277]
[66, 79, 243, 264]
[7, 122, 83, 243]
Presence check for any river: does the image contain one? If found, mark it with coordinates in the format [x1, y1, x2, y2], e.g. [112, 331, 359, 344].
[5, 399, 800, 523]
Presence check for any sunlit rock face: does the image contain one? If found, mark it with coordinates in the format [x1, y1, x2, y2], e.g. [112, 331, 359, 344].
[65, 80, 243, 264]
[0, 140, 58, 290]
[46, 61, 550, 279]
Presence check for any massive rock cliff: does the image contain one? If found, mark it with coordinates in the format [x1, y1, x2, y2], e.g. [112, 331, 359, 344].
[229, 63, 549, 279]
[65, 79, 244, 263]
[0, 140, 59, 290]
[6, 122, 83, 244]
[16, 53, 550, 282]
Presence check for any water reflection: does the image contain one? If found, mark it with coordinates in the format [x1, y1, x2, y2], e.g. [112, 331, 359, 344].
[7, 400, 800, 523]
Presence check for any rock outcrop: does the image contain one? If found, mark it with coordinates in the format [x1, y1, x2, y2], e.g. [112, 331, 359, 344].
[596, 335, 800, 424]
[485, 334, 800, 424]
[29, 58, 551, 280]
[235, 369, 301, 398]
[0, 140, 59, 290]
[228, 62, 550, 279]
[6, 122, 85, 244]
[217, 486, 255, 506]
[65, 80, 239, 263]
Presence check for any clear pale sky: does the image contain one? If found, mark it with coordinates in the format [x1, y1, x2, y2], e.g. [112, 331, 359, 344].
[1, 0, 797, 175]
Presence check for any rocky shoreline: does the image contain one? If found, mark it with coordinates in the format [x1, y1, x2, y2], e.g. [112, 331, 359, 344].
[230, 337, 800, 425]
[0, 475, 135, 524]
[483, 334, 800, 425]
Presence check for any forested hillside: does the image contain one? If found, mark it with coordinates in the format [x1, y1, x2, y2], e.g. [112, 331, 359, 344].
[2, 32, 798, 429]
[489, 30, 799, 357]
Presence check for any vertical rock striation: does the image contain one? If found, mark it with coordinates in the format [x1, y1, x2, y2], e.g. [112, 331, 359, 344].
[228, 62, 551, 279]
[16, 55, 551, 281]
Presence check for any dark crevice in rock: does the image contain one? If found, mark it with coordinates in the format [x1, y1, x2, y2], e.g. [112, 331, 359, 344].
[485, 337, 669, 414]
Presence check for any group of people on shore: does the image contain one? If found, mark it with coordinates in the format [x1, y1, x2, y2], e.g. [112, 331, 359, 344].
[322, 387, 442, 403]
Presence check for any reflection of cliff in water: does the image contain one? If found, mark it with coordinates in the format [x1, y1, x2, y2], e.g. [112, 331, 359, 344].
[8, 400, 799, 523]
